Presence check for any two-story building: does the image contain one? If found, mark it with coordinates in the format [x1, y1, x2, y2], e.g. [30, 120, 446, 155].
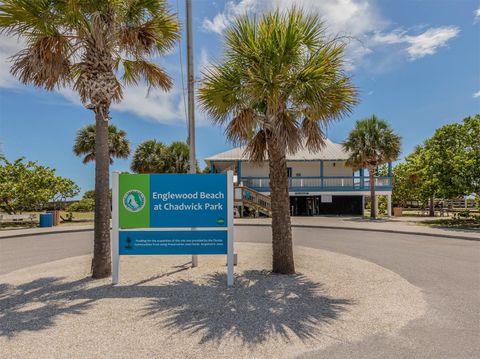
[205, 138, 393, 216]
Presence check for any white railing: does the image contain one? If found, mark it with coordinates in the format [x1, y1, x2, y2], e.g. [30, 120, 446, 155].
[241, 176, 392, 190]
[234, 186, 272, 214]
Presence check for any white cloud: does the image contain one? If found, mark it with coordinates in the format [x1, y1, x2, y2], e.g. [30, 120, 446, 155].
[473, 90, 480, 98]
[0, 33, 188, 125]
[475, 8, 480, 23]
[202, 12, 229, 34]
[404, 27, 459, 59]
[373, 26, 459, 60]
[0, 34, 24, 88]
[203, 0, 459, 68]
[277, 0, 384, 37]
[203, 0, 383, 37]
[112, 86, 184, 124]
[202, 0, 257, 34]
[57, 84, 185, 125]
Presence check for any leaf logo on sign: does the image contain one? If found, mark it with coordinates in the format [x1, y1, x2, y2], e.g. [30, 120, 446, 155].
[123, 190, 146, 212]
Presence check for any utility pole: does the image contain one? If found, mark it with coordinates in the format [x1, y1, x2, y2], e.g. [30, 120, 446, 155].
[186, 0, 198, 267]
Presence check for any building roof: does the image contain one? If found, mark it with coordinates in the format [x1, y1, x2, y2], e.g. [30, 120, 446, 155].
[205, 138, 350, 162]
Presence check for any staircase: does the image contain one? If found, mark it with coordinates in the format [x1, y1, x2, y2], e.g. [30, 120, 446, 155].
[234, 186, 272, 217]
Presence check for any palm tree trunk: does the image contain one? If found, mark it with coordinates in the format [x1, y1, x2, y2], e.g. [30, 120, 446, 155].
[369, 171, 376, 219]
[267, 137, 295, 274]
[92, 107, 112, 278]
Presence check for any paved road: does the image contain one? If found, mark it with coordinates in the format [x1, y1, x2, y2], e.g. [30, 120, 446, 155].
[1, 227, 479, 358]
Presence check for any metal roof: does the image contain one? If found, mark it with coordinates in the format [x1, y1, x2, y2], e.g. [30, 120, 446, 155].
[205, 138, 350, 161]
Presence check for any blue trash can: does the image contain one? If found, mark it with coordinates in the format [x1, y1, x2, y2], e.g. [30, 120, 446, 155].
[39, 213, 53, 227]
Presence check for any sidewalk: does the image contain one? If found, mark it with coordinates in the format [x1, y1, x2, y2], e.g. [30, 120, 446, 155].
[1, 216, 478, 240]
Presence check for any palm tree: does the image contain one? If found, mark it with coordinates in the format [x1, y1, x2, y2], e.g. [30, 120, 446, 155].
[343, 115, 401, 219]
[0, 0, 180, 278]
[73, 124, 130, 164]
[166, 141, 190, 173]
[198, 9, 357, 274]
[131, 140, 167, 174]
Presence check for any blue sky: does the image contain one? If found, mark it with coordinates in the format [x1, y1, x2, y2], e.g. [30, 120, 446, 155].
[0, 0, 479, 196]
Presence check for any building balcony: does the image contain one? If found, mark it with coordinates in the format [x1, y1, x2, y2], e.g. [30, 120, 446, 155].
[239, 176, 392, 192]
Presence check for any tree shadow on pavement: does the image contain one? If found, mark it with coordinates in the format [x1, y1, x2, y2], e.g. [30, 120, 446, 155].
[0, 270, 353, 344]
[143, 270, 353, 345]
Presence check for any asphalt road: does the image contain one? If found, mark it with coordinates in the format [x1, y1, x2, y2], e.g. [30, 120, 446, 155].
[0, 226, 479, 358]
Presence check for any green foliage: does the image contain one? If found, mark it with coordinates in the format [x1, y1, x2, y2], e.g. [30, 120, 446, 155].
[403, 115, 480, 200]
[165, 141, 190, 173]
[82, 189, 112, 201]
[67, 198, 95, 212]
[73, 123, 130, 164]
[0, 0, 180, 97]
[343, 115, 402, 172]
[391, 163, 421, 207]
[131, 140, 195, 173]
[131, 140, 167, 173]
[83, 190, 95, 200]
[343, 115, 401, 218]
[0, 157, 79, 214]
[51, 177, 80, 210]
[198, 8, 358, 161]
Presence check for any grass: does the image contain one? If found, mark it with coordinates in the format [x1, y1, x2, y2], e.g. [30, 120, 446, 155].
[0, 211, 94, 231]
[422, 218, 480, 231]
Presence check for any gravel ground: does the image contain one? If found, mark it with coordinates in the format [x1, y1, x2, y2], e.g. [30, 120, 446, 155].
[0, 243, 426, 359]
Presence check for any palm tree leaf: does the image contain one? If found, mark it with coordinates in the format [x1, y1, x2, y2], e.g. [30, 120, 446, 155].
[121, 58, 172, 90]
[245, 130, 267, 162]
[10, 34, 72, 90]
[301, 118, 326, 152]
[225, 108, 258, 145]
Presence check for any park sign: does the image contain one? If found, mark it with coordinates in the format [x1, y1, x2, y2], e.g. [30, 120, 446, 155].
[111, 171, 234, 286]
[119, 173, 228, 228]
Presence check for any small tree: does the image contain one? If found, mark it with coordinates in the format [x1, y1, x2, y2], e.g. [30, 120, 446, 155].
[0, 157, 79, 213]
[131, 140, 194, 174]
[131, 140, 167, 173]
[420, 115, 480, 200]
[51, 177, 81, 210]
[73, 123, 130, 164]
[391, 163, 421, 208]
[165, 141, 190, 173]
[343, 115, 401, 218]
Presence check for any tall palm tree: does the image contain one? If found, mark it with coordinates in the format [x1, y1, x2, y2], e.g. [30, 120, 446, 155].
[343, 115, 401, 219]
[73, 123, 130, 164]
[131, 140, 167, 174]
[198, 9, 357, 274]
[0, 0, 180, 278]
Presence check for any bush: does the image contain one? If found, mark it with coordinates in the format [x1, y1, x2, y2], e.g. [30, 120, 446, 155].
[66, 198, 94, 212]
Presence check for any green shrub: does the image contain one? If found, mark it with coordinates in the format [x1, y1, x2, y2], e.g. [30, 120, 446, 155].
[67, 198, 94, 212]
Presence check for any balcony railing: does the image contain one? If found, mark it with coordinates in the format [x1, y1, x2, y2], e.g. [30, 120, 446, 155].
[240, 176, 392, 191]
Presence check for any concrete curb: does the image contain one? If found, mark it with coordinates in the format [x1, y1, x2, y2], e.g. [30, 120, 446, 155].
[0, 227, 94, 240]
[1, 224, 478, 241]
[235, 223, 480, 242]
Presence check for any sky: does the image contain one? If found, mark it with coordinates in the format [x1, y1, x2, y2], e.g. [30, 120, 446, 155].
[0, 0, 479, 196]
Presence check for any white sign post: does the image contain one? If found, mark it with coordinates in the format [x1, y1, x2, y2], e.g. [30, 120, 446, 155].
[226, 170, 234, 287]
[112, 171, 120, 285]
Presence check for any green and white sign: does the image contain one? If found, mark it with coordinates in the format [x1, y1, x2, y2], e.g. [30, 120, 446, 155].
[111, 171, 234, 287]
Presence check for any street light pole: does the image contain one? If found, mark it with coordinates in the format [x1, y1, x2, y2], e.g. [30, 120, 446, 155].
[186, 0, 198, 267]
